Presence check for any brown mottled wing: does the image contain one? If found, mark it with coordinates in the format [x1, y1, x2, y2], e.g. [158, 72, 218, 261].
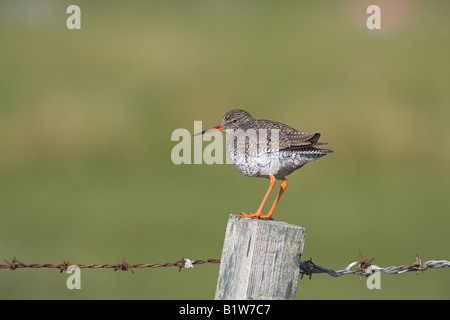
[283, 131, 328, 149]
[250, 119, 328, 150]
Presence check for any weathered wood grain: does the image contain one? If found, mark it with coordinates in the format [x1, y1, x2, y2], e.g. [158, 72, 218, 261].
[215, 214, 306, 300]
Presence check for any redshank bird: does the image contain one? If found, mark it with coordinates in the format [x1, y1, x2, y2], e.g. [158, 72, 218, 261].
[196, 109, 333, 219]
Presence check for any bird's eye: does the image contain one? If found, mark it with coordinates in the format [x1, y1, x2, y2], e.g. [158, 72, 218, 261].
[232, 119, 238, 124]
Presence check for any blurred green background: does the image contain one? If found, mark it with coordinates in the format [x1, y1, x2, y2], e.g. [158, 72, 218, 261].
[1, 0, 449, 299]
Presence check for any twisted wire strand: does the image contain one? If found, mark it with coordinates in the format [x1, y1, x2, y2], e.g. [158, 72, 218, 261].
[1, 252, 448, 280]
[0, 257, 221, 274]
[299, 252, 450, 280]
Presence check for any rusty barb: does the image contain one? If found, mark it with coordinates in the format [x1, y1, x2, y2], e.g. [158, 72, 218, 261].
[299, 251, 449, 280]
[1, 257, 220, 274]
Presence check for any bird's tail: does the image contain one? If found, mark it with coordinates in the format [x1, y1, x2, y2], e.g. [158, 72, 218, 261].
[309, 133, 333, 152]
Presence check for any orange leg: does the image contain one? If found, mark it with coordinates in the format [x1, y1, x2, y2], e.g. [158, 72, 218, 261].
[238, 174, 276, 218]
[261, 177, 287, 219]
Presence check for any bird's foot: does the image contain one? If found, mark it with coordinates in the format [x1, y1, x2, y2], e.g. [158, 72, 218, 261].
[237, 212, 261, 218]
[237, 212, 274, 219]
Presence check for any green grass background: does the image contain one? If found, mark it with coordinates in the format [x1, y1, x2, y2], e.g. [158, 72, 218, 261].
[0, 0, 449, 299]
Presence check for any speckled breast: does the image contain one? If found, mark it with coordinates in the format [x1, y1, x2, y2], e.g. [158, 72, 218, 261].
[225, 134, 322, 179]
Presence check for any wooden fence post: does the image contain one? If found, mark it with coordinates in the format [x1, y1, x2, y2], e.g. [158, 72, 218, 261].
[214, 214, 306, 300]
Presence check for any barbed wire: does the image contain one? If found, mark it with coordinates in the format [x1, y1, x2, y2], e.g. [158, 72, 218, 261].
[299, 251, 450, 280]
[0, 257, 220, 274]
[1, 252, 448, 280]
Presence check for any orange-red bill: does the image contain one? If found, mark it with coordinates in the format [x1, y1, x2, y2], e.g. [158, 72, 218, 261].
[194, 125, 225, 136]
